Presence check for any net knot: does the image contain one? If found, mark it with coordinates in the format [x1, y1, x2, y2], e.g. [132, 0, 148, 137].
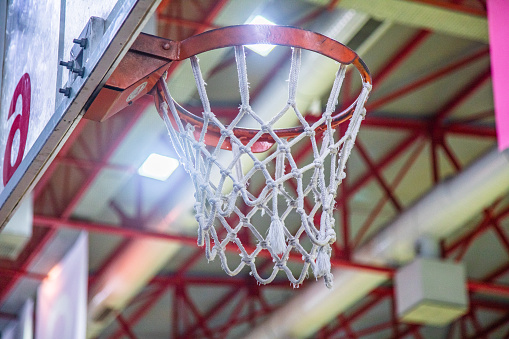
[291, 169, 302, 178]
[240, 216, 249, 224]
[221, 129, 233, 138]
[288, 238, 298, 247]
[275, 261, 286, 269]
[241, 255, 253, 264]
[203, 111, 215, 119]
[254, 162, 264, 170]
[278, 145, 289, 153]
[326, 228, 336, 242]
[303, 255, 313, 264]
[192, 142, 205, 150]
[304, 127, 315, 137]
[226, 232, 237, 241]
[313, 159, 323, 168]
[233, 183, 243, 192]
[266, 180, 276, 189]
[261, 124, 270, 133]
[195, 212, 204, 222]
[239, 104, 251, 111]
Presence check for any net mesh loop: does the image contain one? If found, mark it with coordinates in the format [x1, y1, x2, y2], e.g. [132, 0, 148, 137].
[158, 45, 371, 288]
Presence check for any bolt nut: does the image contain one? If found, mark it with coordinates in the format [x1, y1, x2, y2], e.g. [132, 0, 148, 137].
[72, 66, 85, 77]
[162, 42, 171, 50]
[73, 38, 88, 48]
[59, 60, 74, 70]
[59, 87, 71, 97]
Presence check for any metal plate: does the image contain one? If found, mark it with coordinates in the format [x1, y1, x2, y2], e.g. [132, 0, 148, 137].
[0, 0, 161, 229]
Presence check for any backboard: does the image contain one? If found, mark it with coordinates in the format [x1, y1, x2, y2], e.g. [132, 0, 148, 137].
[0, 0, 161, 229]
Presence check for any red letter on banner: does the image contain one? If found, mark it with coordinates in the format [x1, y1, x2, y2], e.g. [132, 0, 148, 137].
[3, 73, 31, 186]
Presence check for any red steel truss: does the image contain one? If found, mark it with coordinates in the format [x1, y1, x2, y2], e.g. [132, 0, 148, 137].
[0, 0, 506, 338]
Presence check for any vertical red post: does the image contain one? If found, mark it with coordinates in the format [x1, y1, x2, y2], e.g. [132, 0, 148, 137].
[487, 0, 509, 150]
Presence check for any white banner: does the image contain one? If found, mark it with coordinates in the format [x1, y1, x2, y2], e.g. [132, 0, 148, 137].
[0, 0, 61, 190]
[35, 232, 88, 339]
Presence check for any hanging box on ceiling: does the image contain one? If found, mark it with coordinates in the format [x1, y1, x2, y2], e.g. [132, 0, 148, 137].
[395, 258, 468, 326]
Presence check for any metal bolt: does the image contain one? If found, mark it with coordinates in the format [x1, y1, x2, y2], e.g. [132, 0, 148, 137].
[73, 38, 88, 48]
[162, 42, 171, 50]
[59, 60, 74, 70]
[59, 87, 71, 97]
[72, 66, 85, 77]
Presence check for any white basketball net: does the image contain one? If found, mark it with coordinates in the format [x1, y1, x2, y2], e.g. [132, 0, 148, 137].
[158, 46, 371, 288]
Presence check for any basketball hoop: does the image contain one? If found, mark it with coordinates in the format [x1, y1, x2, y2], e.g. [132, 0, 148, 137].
[153, 25, 372, 288]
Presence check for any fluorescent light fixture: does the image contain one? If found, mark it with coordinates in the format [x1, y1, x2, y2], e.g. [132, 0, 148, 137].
[138, 153, 179, 181]
[246, 15, 277, 56]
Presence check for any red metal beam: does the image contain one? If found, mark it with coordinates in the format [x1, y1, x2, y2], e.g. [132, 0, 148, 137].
[56, 156, 136, 174]
[367, 48, 489, 111]
[355, 141, 403, 211]
[345, 115, 496, 138]
[0, 311, 16, 320]
[468, 280, 509, 299]
[0, 267, 46, 280]
[33, 120, 89, 199]
[33, 215, 198, 246]
[434, 67, 491, 122]
[484, 261, 509, 283]
[431, 138, 440, 183]
[180, 287, 214, 338]
[492, 222, 509, 255]
[375, 30, 431, 87]
[179, 288, 242, 338]
[352, 140, 425, 248]
[440, 138, 462, 172]
[347, 132, 423, 198]
[467, 313, 509, 339]
[406, 0, 487, 16]
[60, 110, 148, 219]
[151, 274, 291, 288]
[0, 228, 56, 305]
[116, 314, 139, 339]
[354, 321, 393, 337]
[471, 298, 509, 312]
[322, 293, 390, 337]
[446, 123, 496, 137]
[33, 214, 395, 276]
[109, 285, 169, 339]
[445, 204, 509, 256]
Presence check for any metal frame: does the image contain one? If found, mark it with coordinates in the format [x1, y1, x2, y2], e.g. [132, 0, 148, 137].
[87, 24, 371, 152]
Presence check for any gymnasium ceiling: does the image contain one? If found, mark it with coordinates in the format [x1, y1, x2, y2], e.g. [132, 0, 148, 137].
[3, 0, 509, 338]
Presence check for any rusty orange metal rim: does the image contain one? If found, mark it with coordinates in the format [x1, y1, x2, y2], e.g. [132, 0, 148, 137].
[156, 25, 371, 152]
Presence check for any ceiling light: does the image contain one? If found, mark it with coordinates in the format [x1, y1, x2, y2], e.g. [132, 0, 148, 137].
[138, 153, 179, 181]
[246, 15, 277, 56]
